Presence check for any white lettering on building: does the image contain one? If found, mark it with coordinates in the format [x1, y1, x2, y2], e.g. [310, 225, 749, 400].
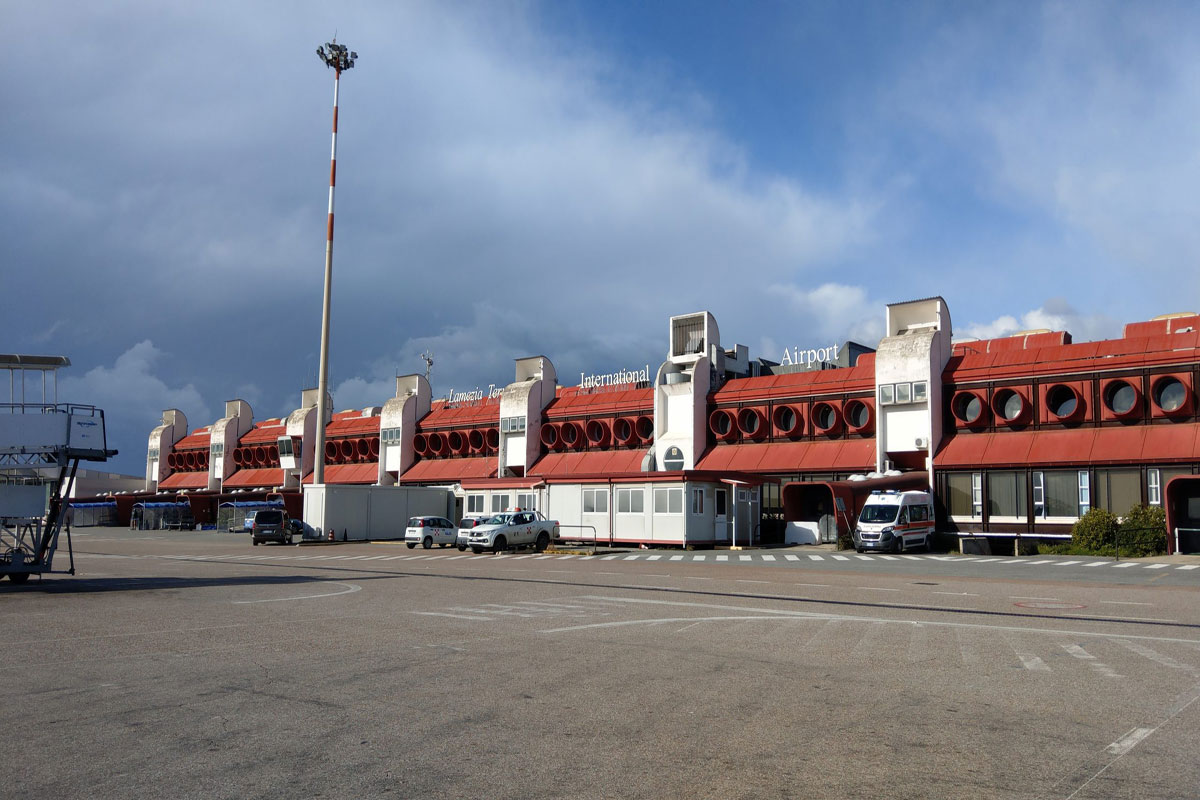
[579, 365, 651, 389]
[781, 344, 840, 367]
[445, 384, 503, 404]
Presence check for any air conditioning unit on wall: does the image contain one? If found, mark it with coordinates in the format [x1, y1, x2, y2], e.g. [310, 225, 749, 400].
[914, 437, 928, 449]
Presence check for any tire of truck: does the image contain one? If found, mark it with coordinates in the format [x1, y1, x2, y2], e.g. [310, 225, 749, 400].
[422, 536, 433, 549]
[252, 539, 259, 546]
[457, 544, 467, 552]
[286, 534, 294, 545]
[8, 573, 30, 583]
[406, 542, 416, 549]
[894, 537, 903, 554]
[493, 535, 507, 554]
[535, 532, 550, 553]
[471, 547, 483, 555]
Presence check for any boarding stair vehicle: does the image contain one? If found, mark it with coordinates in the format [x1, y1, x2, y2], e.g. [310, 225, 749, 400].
[1, 355, 116, 583]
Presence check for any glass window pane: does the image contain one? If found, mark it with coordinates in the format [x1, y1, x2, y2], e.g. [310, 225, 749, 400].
[670, 489, 683, 514]
[1043, 471, 1080, 517]
[987, 471, 1026, 517]
[654, 489, 669, 514]
[946, 473, 975, 517]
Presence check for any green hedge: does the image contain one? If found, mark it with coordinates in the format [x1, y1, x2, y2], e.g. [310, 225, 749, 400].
[1069, 505, 1168, 557]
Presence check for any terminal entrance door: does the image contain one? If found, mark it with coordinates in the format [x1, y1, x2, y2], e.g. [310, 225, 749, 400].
[714, 489, 728, 543]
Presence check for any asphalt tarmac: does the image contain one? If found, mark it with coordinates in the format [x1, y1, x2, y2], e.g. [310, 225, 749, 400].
[3, 528, 1198, 799]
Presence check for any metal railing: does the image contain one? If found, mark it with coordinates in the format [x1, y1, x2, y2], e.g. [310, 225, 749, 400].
[555, 524, 600, 555]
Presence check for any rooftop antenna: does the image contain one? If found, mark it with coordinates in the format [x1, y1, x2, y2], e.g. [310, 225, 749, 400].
[421, 351, 434, 382]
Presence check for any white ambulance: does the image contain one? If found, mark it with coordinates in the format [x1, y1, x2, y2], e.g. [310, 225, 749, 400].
[852, 490, 935, 553]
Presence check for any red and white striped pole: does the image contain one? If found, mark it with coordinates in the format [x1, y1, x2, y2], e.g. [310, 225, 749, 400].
[313, 41, 356, 486]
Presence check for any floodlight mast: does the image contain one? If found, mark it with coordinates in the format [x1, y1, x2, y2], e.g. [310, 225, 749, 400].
[313, 39, 357, 486]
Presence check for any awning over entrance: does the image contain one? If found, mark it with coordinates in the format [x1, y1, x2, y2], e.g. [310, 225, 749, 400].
[223, 468, 285, 489]
[158, 471, 209, 490]
[782, 471, 930, 543]
[399, 456, 495, 484]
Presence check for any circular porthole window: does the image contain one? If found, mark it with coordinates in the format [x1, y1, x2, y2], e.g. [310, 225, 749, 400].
[1104, 380, 1137, 416]
[709, 410, 733, 437]
[773, 405, 797, 435]
[1153, 377, 1187, 413]
[993, 389, 1025, 422]
[814, 403, 839, 432]
[953, 393, 983, 424]
[663, 446, 685, 471]
[845, 400, 870, 430]
[1046, 385, 1079, 419]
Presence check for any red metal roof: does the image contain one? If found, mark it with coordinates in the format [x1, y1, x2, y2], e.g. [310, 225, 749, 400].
[948, 330, 1200, 383]
[300, 463, 377, 484]
[174, 429, 211, 450]
[399, 456, 496, 483]
[418, 399, 503, 429]
[936, 424, 1200, 468]
[530, 449, 650, 477]
[223, 468, 285, 489]
[695, 439, 876, 473]
[544, 387, 654, 418]
[325, 411, 381, 436]
[460, 477, 544, 490]
[158, 471, 210, 489]
[710, 365, 875, 403]
[238, 421, 288, 445]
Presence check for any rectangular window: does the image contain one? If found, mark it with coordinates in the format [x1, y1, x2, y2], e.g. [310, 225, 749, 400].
[972, 473, 983, 517]
[946, 472, 979, 517]
[466, 494, 484, 514]
[895, 382, 912, 405]
[879, 384, 895, 405]
[500, 416, 526, 433]
[491, 494, 506, 513]
[691, 488, 704, 514]
[654, 488, 683, 515]
[987, 471, 1027, 518]
[149, 447, 160, 460]
[583, 488, 608, 514]
[912, 381, 928, 403]
[1078, 470, 1091, 517]
[714, 489, 728, 516]
[1037, 470, 1084, 518]
[617, 488, 644, 514]
[1033, 471, 1045, 518]
[1096, 469, 1141, 516]
[276, 437, 293, 458]
[516, 493, 536, 511]
[1148, 469, 1162, 506]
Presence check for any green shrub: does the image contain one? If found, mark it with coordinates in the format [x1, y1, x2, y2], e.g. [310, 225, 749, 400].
[1118, 504, 1168, 557]
[1072, 508, 1118, 551]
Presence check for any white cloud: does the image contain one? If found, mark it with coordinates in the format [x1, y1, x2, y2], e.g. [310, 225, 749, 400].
[961, 298, 1119, 342]
[767, 283, 884, 346]
[60, 340, 213, 434]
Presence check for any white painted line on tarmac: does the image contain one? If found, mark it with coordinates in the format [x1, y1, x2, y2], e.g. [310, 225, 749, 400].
[1055, 561, 1083, 566]
[1017, 653, 1051, 672]
[1010, 596, 1061, 601]
[859, 587, 900, 592]
[1083, 561, 1108, 567]
[1145, 564, 1171, 569]
[934, 591, 980, 597]
[784, 554, 801, 561]
[670, 555, 684, 561]
[411, 611, 493, 621]
[716, 555, 728, 562]
[831, 555, 849, 561]
[448, 555, 472, 560]
[233, 581, 361, 604]
[854, 555, 872, 561]
[1063, 613, 1179, 624]
[878, 555, 898, 561]
[603, 555, 621, 560]
[624, 555, 641, 561]
[1101, 600, 1152, 606]
[901, 555, 921, 560]
[761, 555, 776, 561]
[646, 555, 662, 561]
[1113, 562, 1138, 568]
[693, 555, 706, 561]
[739, 555, 752, 561]
[542, 596, 1200, 646]
[1026, 560, 1053, 565]
[1178, 564, 1199, 570]
[1106, 727, 1154, 756]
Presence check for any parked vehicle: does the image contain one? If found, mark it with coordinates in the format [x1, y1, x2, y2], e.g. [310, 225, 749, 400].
[250, 509, 294, 545]
[852, 490, 935, 553]
[466, 510, 560, 554]
[405, 516, 457, 549]
[456, 516, 489, 551]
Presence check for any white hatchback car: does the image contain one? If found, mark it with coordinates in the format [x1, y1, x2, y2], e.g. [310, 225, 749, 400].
[405, 516, 457, 549]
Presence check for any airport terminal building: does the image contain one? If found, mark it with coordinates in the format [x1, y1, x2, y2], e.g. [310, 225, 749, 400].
[132, 297, 1200, 553]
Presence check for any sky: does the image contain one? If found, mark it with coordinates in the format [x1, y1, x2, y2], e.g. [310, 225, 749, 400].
[5, 0, 1200, 477]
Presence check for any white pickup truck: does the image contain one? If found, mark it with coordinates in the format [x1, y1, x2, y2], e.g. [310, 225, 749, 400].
[466, 510, 560, 554]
